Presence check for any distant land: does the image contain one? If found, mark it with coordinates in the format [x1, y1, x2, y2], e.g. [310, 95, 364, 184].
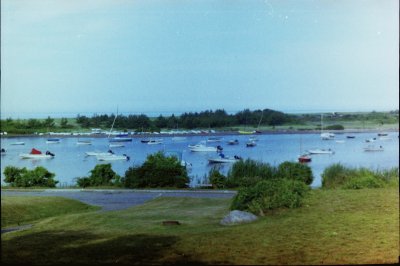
[0, 108, 398, 136]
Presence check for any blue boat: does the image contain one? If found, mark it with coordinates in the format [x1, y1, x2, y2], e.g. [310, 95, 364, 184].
[109, 137, 132, 142]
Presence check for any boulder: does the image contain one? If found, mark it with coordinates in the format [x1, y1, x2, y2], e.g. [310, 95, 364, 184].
[220, 210, 258, 226]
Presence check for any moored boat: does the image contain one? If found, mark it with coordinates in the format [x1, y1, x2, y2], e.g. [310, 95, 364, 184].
[96, 154, 130, 161]
[207, 137, 222, 143]
[227, 139, 239, 145]
[109, 137, 132, 142]
[10, 142, 25, 145]
[46, 138, 60, 144]
[85, 150, 114, 156]
[308, 149, 334, 155]
[298, 154, 312, 163]
[363, 145, 384, 152]
[109, 143, 124, 148]
[246, 141, 256, 147]
[20, 148, 55, 159]
[189, 142, 222, 152]
[208, 154, 242, 164]
[77, 139, 92, 145]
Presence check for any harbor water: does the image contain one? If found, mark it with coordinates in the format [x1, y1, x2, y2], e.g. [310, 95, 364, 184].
[1, 131, 398, 188]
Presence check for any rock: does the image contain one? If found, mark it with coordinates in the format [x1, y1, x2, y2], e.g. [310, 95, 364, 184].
[220, 210, 258, 226]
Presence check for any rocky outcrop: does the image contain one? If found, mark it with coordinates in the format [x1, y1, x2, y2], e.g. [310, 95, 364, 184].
[220, 210, 258, 226]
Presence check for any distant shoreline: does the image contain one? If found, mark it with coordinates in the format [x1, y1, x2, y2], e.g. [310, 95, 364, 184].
[1, 128, 398, 139]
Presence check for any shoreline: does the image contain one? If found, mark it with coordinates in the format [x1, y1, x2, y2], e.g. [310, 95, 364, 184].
[1, 128, 398, 139]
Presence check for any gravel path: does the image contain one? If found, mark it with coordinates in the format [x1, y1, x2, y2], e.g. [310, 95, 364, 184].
[1, 189, 236, 211]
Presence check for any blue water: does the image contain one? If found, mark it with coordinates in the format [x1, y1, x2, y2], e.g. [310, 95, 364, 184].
[1, 132, 398, 188]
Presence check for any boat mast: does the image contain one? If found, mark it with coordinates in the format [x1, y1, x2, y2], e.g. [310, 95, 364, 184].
[257, 110, 264, 129]
[108, 107, 118, 139]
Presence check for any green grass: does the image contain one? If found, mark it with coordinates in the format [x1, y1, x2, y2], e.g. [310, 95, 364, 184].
[1, 188, 399, 265]
[1, 196, 100, 227]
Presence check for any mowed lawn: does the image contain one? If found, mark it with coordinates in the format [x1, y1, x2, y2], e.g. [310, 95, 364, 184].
[1, 188, 399, 265]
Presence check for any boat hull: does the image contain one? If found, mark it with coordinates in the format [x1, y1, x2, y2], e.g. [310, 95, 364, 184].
[20, 154, 54, 159]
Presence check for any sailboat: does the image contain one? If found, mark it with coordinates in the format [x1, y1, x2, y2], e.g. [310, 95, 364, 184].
[108, 110, 132, 142]
[255, 110, 264, 133]
[320, 114, 335, 140]
[298, 135, 311, 163]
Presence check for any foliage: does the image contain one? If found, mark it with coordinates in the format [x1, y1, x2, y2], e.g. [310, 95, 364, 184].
[208, 168, 226, 189]
[225, 159, 275, 188]
[324, 124, 344, 130]
[76, 164, 121, 188]
[3, 166, 58, 187]
[276, 161, 314, 185]
[123, 152, 189, 188]
[230, 179, 310, 215]
[322, 163, 399, 189]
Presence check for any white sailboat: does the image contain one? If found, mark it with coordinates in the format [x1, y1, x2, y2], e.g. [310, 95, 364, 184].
[320, 114, 335, 140]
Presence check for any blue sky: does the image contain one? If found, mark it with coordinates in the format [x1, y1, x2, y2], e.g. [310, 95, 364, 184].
[1, 0, 398, 118]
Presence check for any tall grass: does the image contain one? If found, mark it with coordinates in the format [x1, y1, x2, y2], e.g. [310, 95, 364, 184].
[322, 163, 399, 189]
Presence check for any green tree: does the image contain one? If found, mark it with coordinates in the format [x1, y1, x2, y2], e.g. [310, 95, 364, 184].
[124, 152, 189, 188]
[60, 117, 69, 128]
[76, 164, 121, 187]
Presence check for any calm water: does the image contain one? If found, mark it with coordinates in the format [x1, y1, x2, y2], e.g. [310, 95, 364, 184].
[1, 132, 398, 188]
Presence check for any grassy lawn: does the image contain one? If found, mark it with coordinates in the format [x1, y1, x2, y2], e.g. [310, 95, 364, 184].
[1, 196, 100, 228]
[1, 188, 399, 265]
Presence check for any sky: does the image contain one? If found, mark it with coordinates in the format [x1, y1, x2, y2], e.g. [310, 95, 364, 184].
[1, 0, 399, 118]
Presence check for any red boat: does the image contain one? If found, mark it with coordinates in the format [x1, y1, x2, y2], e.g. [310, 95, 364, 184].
[298, 154, 312, 163]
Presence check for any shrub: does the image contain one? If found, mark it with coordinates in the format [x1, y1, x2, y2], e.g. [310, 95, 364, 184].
[123, 151, 189, 188]
[324, 124, 344, 130]
[208, 168, 226, 189]
[76, 164, 121, 188]
[230, 179, 309, 215]
[3, 166, 58, 187]
[322, 164, 399, 189]
[226, 159, 275, 188]
[276, 161, 313, 185]
[321, 163, 352, 188]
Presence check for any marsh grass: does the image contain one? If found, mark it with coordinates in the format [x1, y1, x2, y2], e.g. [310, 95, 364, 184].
[1, 189, 399, 265]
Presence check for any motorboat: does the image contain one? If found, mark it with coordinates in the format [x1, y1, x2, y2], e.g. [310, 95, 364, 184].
[298, 154, 312, 163]
[207, 137, 222, 143]
[246, 141, 256, 147]
[227, 139, 239, 145]
[189, 142, 222, 152]
[363, 145, 384, 152]
[308, 149, 334, 155]
[208, 154, 242, 164]
[141, 139, 150, 143]
[109, 137, 132, 142]
[321, 132, 335, 140]
[365, 138, 377, 143]
[20, 148, 55, 159]
[85, 150, 114, 156]
[346, 135, 356, 139]
[46, 138, 60, 144]
[147, 139, 163, 145]
[1, 148, 6, 155]
[377, 132, 388, 136]
[77, 139, 92, 145]
[96, 154, 130, 161]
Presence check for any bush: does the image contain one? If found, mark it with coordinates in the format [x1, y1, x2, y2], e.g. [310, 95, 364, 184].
[208, 168, 226, 189]
[76, 164, 121, 188]
[123, 152, 189, 188]
[230, 179, 309, 215]
[322, 164, 399, 189]
[321, 163, 352, 188]
[3, 166, 58, 187]
[276, 161, 313, 185]
[324, 124, 344, 130]
[226, 159, 275, 188]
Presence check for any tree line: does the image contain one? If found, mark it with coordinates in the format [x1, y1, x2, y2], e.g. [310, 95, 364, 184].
[75, 108, 293, 131]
